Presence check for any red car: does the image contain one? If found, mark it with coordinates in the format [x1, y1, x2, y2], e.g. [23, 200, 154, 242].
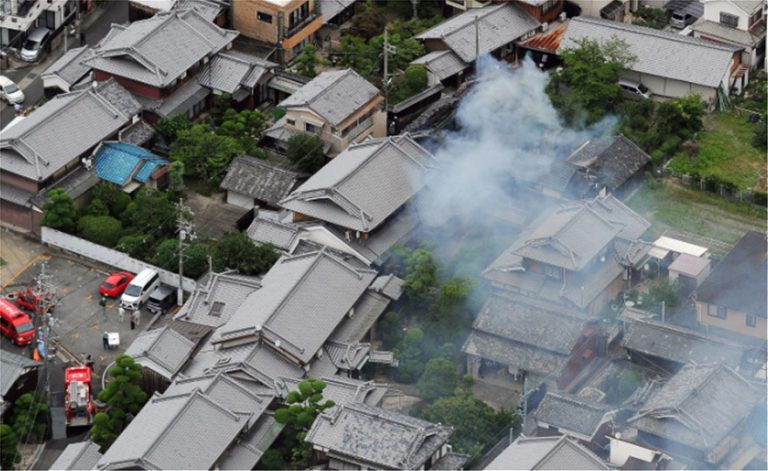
[99, 272, 135, 298]
[13, 287, 55, 314]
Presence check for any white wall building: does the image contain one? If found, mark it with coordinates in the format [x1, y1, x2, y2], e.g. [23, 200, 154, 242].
[0, 0, 77, 48]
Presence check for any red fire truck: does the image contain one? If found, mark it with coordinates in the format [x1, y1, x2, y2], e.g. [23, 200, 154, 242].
[64, 366, 95, 428]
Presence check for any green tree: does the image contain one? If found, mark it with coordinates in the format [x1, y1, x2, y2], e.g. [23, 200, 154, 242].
[116, 233, 152, 259]
[84, 198, 110, 217]
[93, 355, 149, 452]
[632, 7, 667, 29]
[153, 239, 211, 279]
[209, 92, 233, 127]
[286, 133, 327, 173]
[395, 327, 425, 383]
[78, 215, 123, 247]
[168, 160, 186, 194]
[92, 182, 131, 218]
[171, 124, 244, 184]
[213, 231, 279, 275]
[41, 189, 78, 232]
[644, 279, 681, 314]
[420, 389, 521, 460]
[390, 64, 428, 103]
[122, 188, 176, 236]
[378, 311, 404, 349]
[10, 393, 49, 442]
[417, 357, 459, 402]
[295, 43, 321, 78]
[340, 28, 426, 81]
[275, 378, 336, 468]
[548, 37, 636, 125]
[403, 248, 438, 299]
[218, 108, 268, 156]
[155, 113, 192, 143]
[0, 424, 21, 470]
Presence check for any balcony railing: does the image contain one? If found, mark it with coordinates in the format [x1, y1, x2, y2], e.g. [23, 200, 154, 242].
[342, 115, 375, 142]
[285, 12, 319, 39]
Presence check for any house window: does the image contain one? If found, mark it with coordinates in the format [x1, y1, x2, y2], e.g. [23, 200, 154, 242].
[257, 11, 272, 23]
[209, 301, 225, 317]
[305, 122, 320, 133]
[286, 118, 296, 127]
[707, 304, 727, 319]
[746, 314, 757, 327]
[720, 12, 739, 28]
[542, 0, 559, 14]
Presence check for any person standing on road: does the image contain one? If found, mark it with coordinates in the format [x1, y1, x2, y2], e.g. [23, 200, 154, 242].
[14, 103, 22, 115]
[118, 306, 125, 323]
[132, 309, 140, 328]
[129, 312, 135, 330]
[102, 332, 109, 350]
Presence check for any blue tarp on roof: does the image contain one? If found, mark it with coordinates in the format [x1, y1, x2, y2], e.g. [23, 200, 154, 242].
[94, 142, 168, 186]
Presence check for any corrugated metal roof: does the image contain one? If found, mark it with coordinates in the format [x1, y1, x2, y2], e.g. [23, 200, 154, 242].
[94, 142, 168, 186]
[0, 350, 39, 397]
[519, 20, 569, 53]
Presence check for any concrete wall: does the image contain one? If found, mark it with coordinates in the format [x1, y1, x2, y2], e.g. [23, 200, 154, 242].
[226, 191, 255, 209]
[41, 226, 197, 292]
[619, 70, 718, 101]
[702, 0, 750, 29]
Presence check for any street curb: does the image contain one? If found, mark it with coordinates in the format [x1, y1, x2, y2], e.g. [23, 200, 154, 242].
[27, 442, 46, 471]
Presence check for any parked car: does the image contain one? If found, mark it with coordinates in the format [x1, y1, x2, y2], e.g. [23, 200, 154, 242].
[99, 271, 135, 298]
[120, 268, 160, 310]
[21, 27, 52, 62]
[146, 284, 177, 315]
[618, 79, 652, 100]
[0, 75, 24, 104]
[670, 12, 695, 29]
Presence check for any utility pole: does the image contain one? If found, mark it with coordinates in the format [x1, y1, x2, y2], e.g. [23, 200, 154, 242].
[382, 28, 397, 110]
[176, 198, 194, 307]
[475, 15, 480, 62]
[32, 261, 58, 397]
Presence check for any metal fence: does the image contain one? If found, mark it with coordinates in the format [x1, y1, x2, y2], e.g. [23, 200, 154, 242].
[41, 227, 197, 292]
[664, 170, 767, 208]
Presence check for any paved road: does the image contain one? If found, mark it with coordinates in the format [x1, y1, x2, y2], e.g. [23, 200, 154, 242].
[0, 1, 129, 128]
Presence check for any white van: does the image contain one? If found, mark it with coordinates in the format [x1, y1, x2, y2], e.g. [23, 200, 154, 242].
[120, 268, 160, 310]
[618, 79, 652, 100]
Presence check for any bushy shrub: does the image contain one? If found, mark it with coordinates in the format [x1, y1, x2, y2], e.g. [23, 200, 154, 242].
[78, 215, 123, 247]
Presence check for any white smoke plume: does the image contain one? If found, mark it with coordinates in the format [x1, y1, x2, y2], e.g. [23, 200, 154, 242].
[418, 56, 617, 230]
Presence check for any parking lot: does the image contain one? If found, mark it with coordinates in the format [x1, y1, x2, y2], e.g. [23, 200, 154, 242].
[2, 253, 156, 388]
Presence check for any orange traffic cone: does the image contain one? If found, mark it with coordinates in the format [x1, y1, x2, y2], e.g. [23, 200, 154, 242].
[33, 348, 41, 362]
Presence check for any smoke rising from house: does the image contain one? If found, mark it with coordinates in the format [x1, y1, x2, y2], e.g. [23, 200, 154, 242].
[418, 56, 616, 230]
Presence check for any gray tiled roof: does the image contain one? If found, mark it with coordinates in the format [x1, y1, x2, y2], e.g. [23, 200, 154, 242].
[561, 16, 741, 88]
[471, 295, 588, 355]
[620, 317, 746, 367]
[567, 135, 651, 193]
[0, 79, 139, 181]
[175, 272, 261, 327]
[462, 330, 569, 377]
[281, 135, 438, 232]
[246, 216, 301, 250]
[220, 155, 304, 206]
[85, 9, 237, 88]
[583, 194, 650, 241]
[306, 402, 453, 469]
[328, 290, 390, 344]
[629, 364, 761, 454]
[0, 350, 39, 397]
[118, 119, 155, 146]
[534, 392, 613, 440]
[278, 69, 380, 126]
[324, 340, 370, 370]
[215, 250, 378, 364]
[410, 50, 468, 81]
[693, 19, 763, 48]
[279, 375, 387, 407]
[0, 184, 34, 207]
[126, 325, 197, 379]
[199, 50, 277, 94]
[41, 45, 95, 88]
[514, 204, 620, 271]
[154, 79, 210, 117]
[415, 3, 540, 63]
[264, 116, 301, 142]
[484, 435, 609, 470]
[318, 0, 356, 23]
[99, 372, 270, 470]
[696, 230, 767, 317]
[332, 207, 421, 263]
[217, 413, 283, 470]
[176, 0, 224, 21]
[50, 441, 102, 471]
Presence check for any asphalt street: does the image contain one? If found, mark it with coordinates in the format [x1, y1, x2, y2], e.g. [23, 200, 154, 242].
[0, 1, 129, 128]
